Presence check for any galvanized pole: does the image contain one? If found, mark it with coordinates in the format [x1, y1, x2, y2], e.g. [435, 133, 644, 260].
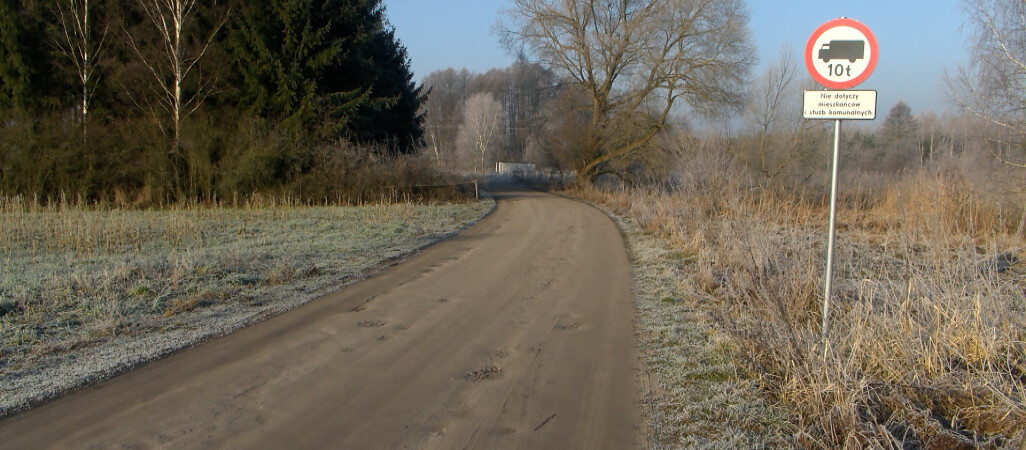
[823, 119, 842, 340]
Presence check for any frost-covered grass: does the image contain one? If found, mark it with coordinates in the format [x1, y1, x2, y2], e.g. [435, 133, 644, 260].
[0, 197, 493, 416]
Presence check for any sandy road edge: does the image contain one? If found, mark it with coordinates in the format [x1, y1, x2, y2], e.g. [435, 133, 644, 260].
[566, 192, 793, 448]
[0, 197, 497, 421]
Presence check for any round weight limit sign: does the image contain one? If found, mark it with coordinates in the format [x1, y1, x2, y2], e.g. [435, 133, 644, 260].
[805, 18, 878, 89]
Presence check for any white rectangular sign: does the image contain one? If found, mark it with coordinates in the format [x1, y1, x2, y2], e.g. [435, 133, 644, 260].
[803, 90, 877, 120]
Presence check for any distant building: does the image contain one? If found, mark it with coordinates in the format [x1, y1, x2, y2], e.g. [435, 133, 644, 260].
[495, 162, 537, 175]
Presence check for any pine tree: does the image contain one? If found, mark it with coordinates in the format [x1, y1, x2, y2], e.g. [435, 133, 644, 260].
[314, 0, 379, 138]
[225, 0, 341, 130]
[0, 0, 58, 111]
[361, 22, 425, 153]
[318, 0, 424, 153]
[881, 100, 918, 142]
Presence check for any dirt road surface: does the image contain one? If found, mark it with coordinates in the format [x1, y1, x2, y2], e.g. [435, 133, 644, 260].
[0, 187, 641, 448]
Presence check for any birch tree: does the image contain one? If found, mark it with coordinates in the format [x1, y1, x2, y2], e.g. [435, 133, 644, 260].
[126, 0, 227, 197]
[127, 0, 227, 154]
[457, 92, 505, 172]
[53, 0, 108, 131]
[950, 0, 1026, 168]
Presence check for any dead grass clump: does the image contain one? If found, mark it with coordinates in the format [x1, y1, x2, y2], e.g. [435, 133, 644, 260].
[464, 364, 503, 381]
[581, 168, 1026, 447]
[163, 296, 199, 318]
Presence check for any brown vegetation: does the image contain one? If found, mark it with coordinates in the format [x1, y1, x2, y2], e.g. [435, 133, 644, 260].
[577, 144, 1026, 448]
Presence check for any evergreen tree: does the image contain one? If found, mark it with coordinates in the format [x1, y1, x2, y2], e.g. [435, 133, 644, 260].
[314, 0, 381, 139]
[224, 0, 426, 151]
[225, 0, 339, 129]
[0, 0, 59, 111]
[881, 100, 919, 142]
[318, 0, 424, 153]
[354, 21, 424, 153]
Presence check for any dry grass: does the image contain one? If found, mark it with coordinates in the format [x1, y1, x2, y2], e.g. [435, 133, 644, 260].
[600, 205, 792, 447]
[0, 196, 493, 414]
[578, 153, 1026, 448]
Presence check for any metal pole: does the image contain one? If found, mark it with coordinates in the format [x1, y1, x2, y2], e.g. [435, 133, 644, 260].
[823, 119, 841, 340]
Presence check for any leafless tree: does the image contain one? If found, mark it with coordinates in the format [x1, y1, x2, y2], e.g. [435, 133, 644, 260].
[423, 68, 472, 167]
[457, 92, 505, 172]
[744, 47, 814, 185]
[126, 0, 227, 154]
[949, 0, 1026, 168]
[918, 110, 939, 163]
[500, 0, 755, 183]
[528, 84, 593, 173]
[52, 0, 108, 132]
[503, 59, 557, 162]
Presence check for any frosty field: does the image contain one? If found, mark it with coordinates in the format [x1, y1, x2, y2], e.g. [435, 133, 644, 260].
[0, 197, 494, 416]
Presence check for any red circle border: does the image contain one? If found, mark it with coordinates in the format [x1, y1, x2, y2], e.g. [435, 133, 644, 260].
[804, 18, 879, 90]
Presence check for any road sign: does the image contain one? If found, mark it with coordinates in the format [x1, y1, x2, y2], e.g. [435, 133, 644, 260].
[803, 90, 877, 120]
[805, 18, 878, 89]
[803, 18, 879, 340]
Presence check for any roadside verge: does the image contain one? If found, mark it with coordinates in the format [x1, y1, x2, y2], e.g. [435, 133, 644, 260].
[581, 196, 792, 448]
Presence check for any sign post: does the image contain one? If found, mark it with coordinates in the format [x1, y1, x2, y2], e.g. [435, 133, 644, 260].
[803, 18, 878, 340]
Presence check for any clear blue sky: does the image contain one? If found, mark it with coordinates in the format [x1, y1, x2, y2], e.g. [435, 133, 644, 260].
[383, 0, 969, 119]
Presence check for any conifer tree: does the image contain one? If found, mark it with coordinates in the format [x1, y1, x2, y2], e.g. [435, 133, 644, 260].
[881, 101, 918, 142]
[360, 22, 425, 153]
[225, 0, 343, 130]
[317, 0, 424, 153]
[0, 0, 58, 111]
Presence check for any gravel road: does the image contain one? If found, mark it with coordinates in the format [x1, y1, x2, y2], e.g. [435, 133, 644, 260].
[0, 186, 641, 448]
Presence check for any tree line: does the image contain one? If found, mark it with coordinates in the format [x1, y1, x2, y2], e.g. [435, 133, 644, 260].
[0, 0, 424, 203]
[421, 60, 562, 173]
[3, 0, 1021, 203]
[418, 0, 1025, 193]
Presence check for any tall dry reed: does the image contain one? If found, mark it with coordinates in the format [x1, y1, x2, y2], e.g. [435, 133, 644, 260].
[579, 156, 1026, 448]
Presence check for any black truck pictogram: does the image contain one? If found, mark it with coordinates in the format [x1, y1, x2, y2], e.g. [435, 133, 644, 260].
[818, 40, 865, 63]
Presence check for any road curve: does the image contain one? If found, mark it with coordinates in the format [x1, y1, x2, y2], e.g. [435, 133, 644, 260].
[0, 186, 641, 449]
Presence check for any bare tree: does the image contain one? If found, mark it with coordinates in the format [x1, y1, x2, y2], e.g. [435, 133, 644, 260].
[503, 59, 557, 162]
[127, 0, 227, 154]
[423, 68, 472, 166]
[457, 92, 505, 172]
[744, 47, 814, 185]
[500, 0, 755, 183]
[52, 0, 108, 132]
[918, 110, 939, 163]
[949, 0, 1026, 168]
[535, 85, 594, 171]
